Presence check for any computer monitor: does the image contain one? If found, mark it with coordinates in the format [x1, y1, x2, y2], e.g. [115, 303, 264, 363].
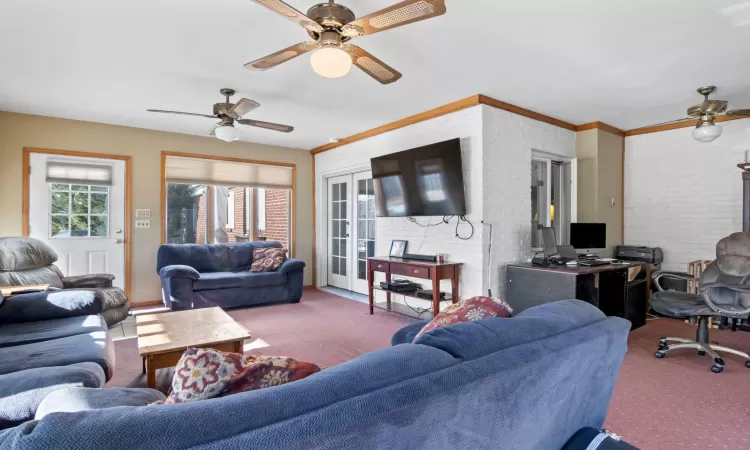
[570, 223, 606, 250]
[541, 227, 559, 258]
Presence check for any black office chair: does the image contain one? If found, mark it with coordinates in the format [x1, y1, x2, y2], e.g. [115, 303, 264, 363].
[651, 232, 750, 373]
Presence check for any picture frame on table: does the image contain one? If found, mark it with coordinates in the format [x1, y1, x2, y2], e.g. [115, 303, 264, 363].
[389, 240, 408, 258]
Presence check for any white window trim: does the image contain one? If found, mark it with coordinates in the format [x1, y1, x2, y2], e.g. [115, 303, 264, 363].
[226, 190, 235, 230]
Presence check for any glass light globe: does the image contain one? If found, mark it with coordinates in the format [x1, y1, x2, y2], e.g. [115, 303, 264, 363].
[692, 123, 722, 143]
[215, 124, 240, 143]
[310, 47, 352, 79]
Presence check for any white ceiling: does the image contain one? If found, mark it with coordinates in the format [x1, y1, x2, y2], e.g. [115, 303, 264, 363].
[1, 0, 750, 150]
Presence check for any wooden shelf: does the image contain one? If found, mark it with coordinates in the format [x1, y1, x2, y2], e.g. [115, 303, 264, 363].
[372, 301, 434, 320]
[372, 286, 453, 302]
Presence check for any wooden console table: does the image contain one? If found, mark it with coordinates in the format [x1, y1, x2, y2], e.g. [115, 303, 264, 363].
[367, 257, 462, 318]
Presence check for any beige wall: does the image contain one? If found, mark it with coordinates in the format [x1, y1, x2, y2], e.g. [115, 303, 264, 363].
[575, 128, 623, 256]
[0, 111, 313, 304]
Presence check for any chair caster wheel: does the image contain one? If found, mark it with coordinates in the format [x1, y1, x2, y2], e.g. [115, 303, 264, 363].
[745, 361, 750, 368]
[698, 350, 705, 356]
[654, 351, 665, 359]
[714, 357, 725, 366]
[658, 343, 668, 350]
[711, 365, 723, 373]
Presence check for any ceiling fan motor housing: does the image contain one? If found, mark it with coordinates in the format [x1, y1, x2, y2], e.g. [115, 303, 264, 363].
[305, 2, 356, 40]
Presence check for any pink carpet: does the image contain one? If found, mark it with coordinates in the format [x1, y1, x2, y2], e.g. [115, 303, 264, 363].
[109, 290, 750, 449]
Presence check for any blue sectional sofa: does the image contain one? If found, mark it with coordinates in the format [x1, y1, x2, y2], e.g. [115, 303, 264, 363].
[157, 241, 306, 311]
[0, 289, 114, 429]
[0, 300, 630, 449]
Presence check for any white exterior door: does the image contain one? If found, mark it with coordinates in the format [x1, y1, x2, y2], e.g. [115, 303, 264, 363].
[28, 153, 126, 289]
[327, 175, 351, 289]
[352, 171, 375, 294]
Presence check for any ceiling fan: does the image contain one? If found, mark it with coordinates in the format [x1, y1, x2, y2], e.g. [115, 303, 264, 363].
[656, 86, 750, 143]
[147, 89, 294, 142]
[244, 0, 447, 84]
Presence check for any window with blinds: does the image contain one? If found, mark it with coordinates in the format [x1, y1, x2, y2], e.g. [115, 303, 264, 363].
[164, 155, 293, 250]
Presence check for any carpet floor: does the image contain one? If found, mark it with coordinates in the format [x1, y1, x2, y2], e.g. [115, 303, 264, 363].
[109, 289, 750, 449]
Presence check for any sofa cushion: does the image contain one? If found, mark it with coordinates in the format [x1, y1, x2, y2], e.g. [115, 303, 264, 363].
[0, 331, 112, 379]
[0, 362, 104, 429]
[157, 244, 232, 274]
[228, 241, 283, 271]
[414, 299, 608, 361]
[193, 271, 287, 291]
[0, 315, 106, 348]
[413, 296, 513, 342]
[165, 348, 321, 404]
[250, 248, 287, 272]
[0, 237, 58, 272]
[35, 387, 165, 420]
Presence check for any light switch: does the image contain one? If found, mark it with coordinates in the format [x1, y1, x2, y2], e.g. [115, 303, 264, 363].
[136, 209, 151, 218]
[135, 219, 151, 229]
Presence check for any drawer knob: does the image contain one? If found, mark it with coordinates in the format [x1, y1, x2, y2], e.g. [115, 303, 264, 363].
[414, 269, 419, 274]
[377, 264, 383, 268]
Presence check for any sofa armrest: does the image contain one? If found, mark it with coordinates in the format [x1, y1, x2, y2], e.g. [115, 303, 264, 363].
[62, 274, 115, 289]
[391, 320, 430, 346]
[158, 265, 200, 280]
[277, 258, 306, 274]
[0, 290, 104, 324]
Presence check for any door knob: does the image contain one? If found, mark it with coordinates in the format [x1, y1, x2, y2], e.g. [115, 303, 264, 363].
[115, 239, 123, 244]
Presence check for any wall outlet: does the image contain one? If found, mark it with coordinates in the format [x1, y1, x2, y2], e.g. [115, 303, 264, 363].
[136, 209, 151, 218]
[135, 219, 151, 229]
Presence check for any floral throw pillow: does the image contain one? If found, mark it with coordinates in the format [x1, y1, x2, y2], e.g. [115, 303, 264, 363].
[413, 296, 513, 342]
[250, 247, 287, 272]
[163, 348, 320, 404]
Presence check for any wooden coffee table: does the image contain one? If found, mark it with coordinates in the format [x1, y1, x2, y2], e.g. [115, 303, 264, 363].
[136, 307, 250, 388]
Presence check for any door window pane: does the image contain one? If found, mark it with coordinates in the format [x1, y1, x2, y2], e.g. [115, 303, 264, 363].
[49, 184, 109, 238]
[531, 160, 549, 248]
[356, 176, 376, 282]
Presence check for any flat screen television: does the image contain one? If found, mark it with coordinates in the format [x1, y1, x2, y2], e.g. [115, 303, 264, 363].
[371, 138, 466, 217]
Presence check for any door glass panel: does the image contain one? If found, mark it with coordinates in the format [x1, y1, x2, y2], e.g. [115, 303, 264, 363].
[330, 182, 348, 277]
[356, 176, 376, 282]
[49, 184, 110, 238]
[531, 160, 549, 248]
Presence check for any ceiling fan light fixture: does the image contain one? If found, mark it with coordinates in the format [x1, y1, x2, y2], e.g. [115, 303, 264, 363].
[215, 124, 241, 142]
[310, 46, 352, 79]
[692, 118, 723, 143]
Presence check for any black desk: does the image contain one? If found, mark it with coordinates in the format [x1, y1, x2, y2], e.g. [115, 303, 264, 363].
[505, 262, 646, 329]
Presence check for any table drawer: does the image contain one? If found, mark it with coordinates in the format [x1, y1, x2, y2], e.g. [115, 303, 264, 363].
[371, 261, 389, 272]
[391, 263, 430, 279]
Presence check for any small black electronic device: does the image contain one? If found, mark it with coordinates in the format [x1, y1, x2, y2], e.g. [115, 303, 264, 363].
[403, 253, 437, 262]
[615, 245, 663, 264]
[416, 289, 445, 299]
[570, 223, 606, 251]
[380, 280, 421, 292]
[578, 259, 609, 267]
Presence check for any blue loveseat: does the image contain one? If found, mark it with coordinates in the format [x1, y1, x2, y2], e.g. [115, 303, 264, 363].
[157, 241, 306, 311]
[0, 300, 630, 449]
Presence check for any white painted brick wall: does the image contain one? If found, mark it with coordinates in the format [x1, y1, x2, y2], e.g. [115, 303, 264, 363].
[315, 107, 484, 304]
[314, 104, 577, 303]
[481, 106, 576, 296]
[624, 118, 750, 271]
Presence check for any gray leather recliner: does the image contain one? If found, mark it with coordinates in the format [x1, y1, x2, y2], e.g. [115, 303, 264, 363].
[651, 232, 750, 373]
[0, 237, 128, 326]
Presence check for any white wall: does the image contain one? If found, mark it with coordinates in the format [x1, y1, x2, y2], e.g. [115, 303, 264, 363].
[482, 106, 576, 295]
[624, 118, 750, 271]
[315, 106, 484, 304]
[315, 104, 578, 302]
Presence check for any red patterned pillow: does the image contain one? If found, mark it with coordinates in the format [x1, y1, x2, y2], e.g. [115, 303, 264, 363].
[163, 347, 321, 404]
[413, 296, 513, 342]
[250, 247, 287, 272]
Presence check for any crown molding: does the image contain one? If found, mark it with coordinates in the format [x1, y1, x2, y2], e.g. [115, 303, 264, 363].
[624, 115, 748, 137]
[575, 121, 625, 137]
[310, 94, 580, 155]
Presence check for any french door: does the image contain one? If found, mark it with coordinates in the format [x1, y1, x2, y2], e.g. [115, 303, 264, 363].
[28, 153, 126, 289]
[327, 171, 375, 294]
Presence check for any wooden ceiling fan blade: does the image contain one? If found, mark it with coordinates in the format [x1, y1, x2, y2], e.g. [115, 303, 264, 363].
[726, 109, 750, 117]
[344, 45, 402, 85]
[249, 0, 324, 34]
[244, 42, 316, 71]
[237, 119, 294, 133]
[227, 98, 260, 119]
[147, 109, 215, 119]
[340, 0, 446, 38]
